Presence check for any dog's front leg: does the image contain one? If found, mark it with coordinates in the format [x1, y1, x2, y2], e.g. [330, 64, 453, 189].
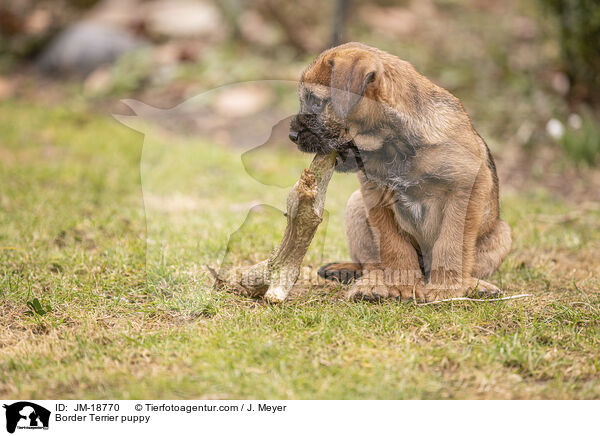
[346, 182, 424, 300]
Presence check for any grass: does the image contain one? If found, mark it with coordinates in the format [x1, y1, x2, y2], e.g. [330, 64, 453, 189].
[558, 110, 600, 166]
[1, 100, 599, 399]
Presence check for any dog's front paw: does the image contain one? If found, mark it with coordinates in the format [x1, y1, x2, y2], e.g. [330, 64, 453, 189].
[345, 270, 399, 301]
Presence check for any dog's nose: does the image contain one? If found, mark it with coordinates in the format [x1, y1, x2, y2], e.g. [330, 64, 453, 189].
[289, 130, 299, 143]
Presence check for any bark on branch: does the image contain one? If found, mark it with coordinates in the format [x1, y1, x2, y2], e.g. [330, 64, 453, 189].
[210, 152, 336, 302]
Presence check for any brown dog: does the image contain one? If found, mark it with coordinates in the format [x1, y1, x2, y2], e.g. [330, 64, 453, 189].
[289, 42, 511, 302]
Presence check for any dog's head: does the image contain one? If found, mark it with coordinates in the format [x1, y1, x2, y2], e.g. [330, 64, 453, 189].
[289, 43, 386, 170]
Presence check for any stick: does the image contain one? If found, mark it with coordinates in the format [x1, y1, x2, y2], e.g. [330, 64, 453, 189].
[211, 152, 337, 302]
[416, 294, 533, 306]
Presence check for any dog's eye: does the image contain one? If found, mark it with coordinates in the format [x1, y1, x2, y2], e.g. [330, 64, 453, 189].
[311, 98, 327, 113]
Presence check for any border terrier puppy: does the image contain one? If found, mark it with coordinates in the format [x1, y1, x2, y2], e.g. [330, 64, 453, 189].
[289, 42, 511, 302]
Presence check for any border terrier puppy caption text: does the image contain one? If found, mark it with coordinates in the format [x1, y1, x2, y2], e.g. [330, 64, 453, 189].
[289, 42, 512, 302]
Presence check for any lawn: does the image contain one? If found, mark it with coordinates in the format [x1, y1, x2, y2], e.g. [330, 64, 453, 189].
[1, 100, 599, 399]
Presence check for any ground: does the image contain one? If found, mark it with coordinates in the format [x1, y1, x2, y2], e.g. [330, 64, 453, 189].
[1, 100, 599, 399]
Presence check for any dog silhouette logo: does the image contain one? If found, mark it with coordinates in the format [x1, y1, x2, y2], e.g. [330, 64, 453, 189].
[3, 402, 50, 433]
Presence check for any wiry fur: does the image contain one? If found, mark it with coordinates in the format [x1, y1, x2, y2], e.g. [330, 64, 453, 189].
[289, 42, 511, 302]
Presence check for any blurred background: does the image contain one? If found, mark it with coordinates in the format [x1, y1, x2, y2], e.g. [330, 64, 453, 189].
[1, 0, 599, 199]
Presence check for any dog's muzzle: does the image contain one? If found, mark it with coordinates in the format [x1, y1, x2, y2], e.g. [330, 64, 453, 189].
[289, 114, 335, 154]
[289, 114, 363, 172]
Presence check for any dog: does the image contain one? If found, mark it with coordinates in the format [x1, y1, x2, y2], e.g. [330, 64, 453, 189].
[288, 42, 511, 302]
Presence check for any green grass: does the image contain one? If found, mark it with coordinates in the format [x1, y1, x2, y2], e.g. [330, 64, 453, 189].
[1, 100, 599, 399]
[558, 110, 600, 166]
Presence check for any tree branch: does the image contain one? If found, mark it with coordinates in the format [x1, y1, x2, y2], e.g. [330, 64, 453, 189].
[211, 152, 337, 302]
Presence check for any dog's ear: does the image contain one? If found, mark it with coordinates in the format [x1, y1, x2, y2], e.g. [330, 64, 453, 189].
[329, 56, 377, 118]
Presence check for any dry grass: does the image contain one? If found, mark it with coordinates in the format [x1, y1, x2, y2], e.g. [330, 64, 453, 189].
[1, 100, 599, 399]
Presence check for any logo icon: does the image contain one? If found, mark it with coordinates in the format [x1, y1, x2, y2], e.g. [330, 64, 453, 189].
[3, 402, 50, 434]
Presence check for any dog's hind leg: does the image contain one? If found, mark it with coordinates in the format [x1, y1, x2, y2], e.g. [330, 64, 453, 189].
[472, 219, 512, 279]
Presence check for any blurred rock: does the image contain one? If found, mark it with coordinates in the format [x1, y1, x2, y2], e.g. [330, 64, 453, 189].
[214, 85, 273, 118]
[0, 76, 16, 100]
[83, 67, 112, 95]
[145, 0, 225, 40]
[238, 10, 281, 47]
[37, 21, 147, 76]
[87, 0, 143, 30]
[25, 9, 51, 34]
